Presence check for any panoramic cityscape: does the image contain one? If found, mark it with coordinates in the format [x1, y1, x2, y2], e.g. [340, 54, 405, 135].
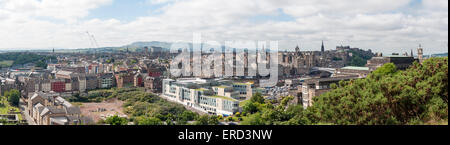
[0, 0, 448, 127]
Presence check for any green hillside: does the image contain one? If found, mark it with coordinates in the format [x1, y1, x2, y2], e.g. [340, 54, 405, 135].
[241, 57, 448, 125]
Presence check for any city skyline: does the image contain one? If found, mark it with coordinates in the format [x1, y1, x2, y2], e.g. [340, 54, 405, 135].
[0, 0, 448, 55]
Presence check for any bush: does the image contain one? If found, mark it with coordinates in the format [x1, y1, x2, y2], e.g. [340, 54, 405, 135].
[138, 117, 163, 125]
[5, 89, 20, 106]
[105, 115, 128, 125]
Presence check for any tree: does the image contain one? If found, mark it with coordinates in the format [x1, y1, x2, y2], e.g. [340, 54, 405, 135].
[240, 113, 264, 125]
[180, 111, 197, 121]
[138, 117, 163, 125]
[6, 89, 20, 106]
[105, 115, 128, 125]
[243, 93, 267, 114]
[239, 57, 448, 125]
[371, 63, 397, 77]
[250, 93, 265, 104]
[194, 115, 219, 125]
[208, 115, 220, 125]
[243, 101, 259, 114]
[35, 60, 48, 69]
[309, 57, 448, 125]
[349, 55, 366, 67]
[194, 115, 210, 125]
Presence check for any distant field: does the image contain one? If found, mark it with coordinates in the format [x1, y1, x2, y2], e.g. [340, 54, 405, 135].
[0, 60, 13, 67]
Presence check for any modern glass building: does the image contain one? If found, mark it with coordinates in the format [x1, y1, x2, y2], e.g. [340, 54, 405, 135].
[162, 78, 242, 116]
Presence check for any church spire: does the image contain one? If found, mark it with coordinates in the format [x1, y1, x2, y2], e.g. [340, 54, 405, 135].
[321, 40, 325, 52]
[418, 44, 424, 64]
[295, 45, 300, 53]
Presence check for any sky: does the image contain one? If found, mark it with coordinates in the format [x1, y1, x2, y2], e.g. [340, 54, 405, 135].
[0, 0, 448, 55]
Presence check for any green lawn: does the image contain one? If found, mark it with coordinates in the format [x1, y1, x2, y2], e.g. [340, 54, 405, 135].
[239, 99, 251, 107]
[0, 60, 14, 67]
[0, 97, 21, 118]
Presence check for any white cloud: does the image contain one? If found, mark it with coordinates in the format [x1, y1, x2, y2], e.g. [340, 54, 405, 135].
[0, 0, 112, 22]
[0, 0, 448, 55]
[422, 0, 448, 10]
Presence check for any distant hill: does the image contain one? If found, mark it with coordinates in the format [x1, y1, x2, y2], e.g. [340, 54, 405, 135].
[125, 41, 173, 49]
[83, 41, 176, 53]
[430, 53, 448, 57]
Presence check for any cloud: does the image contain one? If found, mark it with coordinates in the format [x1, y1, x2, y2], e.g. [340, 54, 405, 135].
[0, 0, 448, 55]
[422, 0, 448, 10]
[0, 0, 112, 22]
[147, 0, 178, 4]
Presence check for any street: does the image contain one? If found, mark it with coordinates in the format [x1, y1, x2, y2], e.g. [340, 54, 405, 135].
[19, 98, 35, 125]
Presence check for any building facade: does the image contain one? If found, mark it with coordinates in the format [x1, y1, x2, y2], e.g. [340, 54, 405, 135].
[162, 78, 240, 116]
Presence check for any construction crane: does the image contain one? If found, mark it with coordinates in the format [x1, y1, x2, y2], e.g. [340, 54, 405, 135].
[86, 31, 99, 48]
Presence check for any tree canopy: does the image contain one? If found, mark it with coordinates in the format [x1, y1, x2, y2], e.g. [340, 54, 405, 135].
[5, 89, 20, 107]
[241, 57, 448, 125]
[105, 115, 128, 125]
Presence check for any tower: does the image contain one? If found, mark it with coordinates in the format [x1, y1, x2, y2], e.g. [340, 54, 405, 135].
[321, 40, 325, 52]
[144, 46, 149, 55]
[418, 44, 424, 64]
[295, 45, 300, 53]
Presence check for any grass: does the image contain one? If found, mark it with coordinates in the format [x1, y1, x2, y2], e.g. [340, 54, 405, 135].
[215, 86, 229, 89]
[0, 97, 21, 119]
[0, 60, 14, 67]
[233, 82, 253, 86]
[210, 95, 238, 101]
[194, 88, 207, 91]
[239, 99, 251, 107]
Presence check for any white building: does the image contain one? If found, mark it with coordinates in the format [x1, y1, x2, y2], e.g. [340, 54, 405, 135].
[161, 78, 240, 116]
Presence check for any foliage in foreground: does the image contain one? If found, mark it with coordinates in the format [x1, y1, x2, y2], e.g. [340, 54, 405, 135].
[83, 88, 203, 125]
[242, 57, 448, 125]
[5, 89, 20, 107]
[105, 115, 128, 125]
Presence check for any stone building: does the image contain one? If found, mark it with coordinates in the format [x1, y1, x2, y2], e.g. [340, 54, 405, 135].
[144, 76, 162, 93]
[115, 73, 134, 88]
[366, 55, 417, 71]
[300, 76, 359, 108]
[277, 44, 357, 77]
[27, 92, 91, 125]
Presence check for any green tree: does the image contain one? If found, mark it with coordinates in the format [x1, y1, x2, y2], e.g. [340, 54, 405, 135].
[243, 102, 258, 114]
[6, 89, 20, 106]
[371, 63, 397, 77]
[309, 57, 448, 125]
[105, 115, 128, 125]
[240, 113, 264, 125]
[250, 93, 265, 104]
[35, 60, 48, 69]
[208, 116, 220, 125]
[138, 117, 163, 125]
[180, 111, 197, 121]
[349, 55, 366, 67]
[194, 115, 219, 125]
[194, 115, 210, 125]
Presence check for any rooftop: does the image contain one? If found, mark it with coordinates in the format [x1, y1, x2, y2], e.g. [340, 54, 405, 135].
[233, 82, 254, 86]
[341, 66, 370, 71]
[215, 85, 230, 89]
[210, 95, 238, 101]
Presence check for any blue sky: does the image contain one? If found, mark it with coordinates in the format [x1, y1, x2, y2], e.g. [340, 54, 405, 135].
[0, 0, 448, 55]
[84, 0, 423, 22]
[84, 0, 163, 22]
[85, 0, 298, 23]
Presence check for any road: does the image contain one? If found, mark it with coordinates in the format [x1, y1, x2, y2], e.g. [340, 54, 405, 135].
[19, 99, 36, 125]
